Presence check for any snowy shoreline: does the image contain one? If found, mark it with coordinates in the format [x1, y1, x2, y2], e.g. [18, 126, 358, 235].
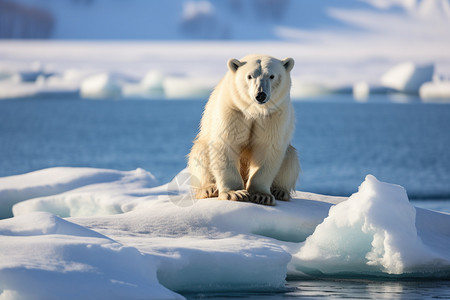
[0, 167, 449, 299]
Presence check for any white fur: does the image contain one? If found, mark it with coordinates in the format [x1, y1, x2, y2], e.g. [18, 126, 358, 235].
[188, 54, 300, 206]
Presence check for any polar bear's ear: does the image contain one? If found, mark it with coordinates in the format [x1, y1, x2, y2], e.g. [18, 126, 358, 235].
[228, 58, 244, 73]
[282, 57, 295, 72]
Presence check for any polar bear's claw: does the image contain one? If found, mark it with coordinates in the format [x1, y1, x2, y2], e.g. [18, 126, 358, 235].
[271, 188, 290, 201]
[197, 185, 218, 199]
[219, 190, 250, 202]
[250, 192, 276, 206]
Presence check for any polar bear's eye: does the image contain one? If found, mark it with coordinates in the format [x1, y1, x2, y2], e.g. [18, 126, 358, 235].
[247, 75, 252, 80]
[269, 75, 275, 79]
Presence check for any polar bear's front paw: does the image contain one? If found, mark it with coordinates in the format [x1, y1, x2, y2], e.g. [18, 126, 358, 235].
[250, 192, 276, 206]
[218, 190, 250, 202]
[270, 187, 290, 201]
[196, 185, 218, 199]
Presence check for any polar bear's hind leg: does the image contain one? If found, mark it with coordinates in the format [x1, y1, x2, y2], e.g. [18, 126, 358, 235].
[271, 145, 300, 201]
[188, 140, 218, 199]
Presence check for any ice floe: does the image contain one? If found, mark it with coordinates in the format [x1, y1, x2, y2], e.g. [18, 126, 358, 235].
[0, 211, 183, 300]
[0, 168, 449, 299]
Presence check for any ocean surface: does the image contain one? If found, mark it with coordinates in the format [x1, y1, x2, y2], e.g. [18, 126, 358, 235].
[185, 279, 450, 300]
[1, 95, 450, 210]
[1, 95, 450, 298]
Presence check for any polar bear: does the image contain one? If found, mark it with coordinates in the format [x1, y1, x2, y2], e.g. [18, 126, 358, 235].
[188, 54, 300, 206]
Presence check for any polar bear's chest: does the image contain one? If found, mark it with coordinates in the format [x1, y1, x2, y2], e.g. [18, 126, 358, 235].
[236, 117, 279, 147]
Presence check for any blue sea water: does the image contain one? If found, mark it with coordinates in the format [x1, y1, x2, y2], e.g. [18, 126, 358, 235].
[185, 279, 450, 299]
[1, 96, 450, 208]
[0, 96, 450, 298]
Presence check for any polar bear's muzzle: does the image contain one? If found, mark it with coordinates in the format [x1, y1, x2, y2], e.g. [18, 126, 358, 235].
[252, 78, 271, 104]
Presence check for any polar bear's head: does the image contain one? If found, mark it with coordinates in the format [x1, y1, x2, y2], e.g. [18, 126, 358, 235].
[227, 54, 294, 116]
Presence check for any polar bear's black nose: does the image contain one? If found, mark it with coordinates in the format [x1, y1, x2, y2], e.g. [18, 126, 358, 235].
[256, 92, 267, 103]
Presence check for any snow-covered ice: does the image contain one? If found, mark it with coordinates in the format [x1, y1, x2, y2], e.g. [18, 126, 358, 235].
[0, 167, 449, 299]
[0, 167, 157, 219]
[0, 211, 183, 300]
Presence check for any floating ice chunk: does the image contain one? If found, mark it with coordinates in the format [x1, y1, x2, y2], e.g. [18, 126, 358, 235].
[353, 81, 370, 100]
[419, 78, 450, 100]
[0, 81, 80, 100]
[141, 70, 165, 92]
[292, 175, 450, 276]
[352, 81, 394, 101]
[42, 74, 79, 91]
[290, 79, 331, 98]
[163, 76, 215, 99]
[0, 67, 75, 99]
[80, 73, 123, 99]
[380, 62, 434, 94]
[0, 81, 39, 99]
[122, 70, 165, 98]
[0, 67, 85, 99]
[0, 212, 183, 300]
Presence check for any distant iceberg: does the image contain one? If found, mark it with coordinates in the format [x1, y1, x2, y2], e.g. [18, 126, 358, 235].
[0, 167, 449, 299]
[380, 62, 434, 94]
[80, 73, 124, 99]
